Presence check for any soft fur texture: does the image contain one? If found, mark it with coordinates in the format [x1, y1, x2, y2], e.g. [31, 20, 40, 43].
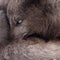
[0, 10, 9, 46]
[0, 0, 60, 60]
[7, 0, 60, 41]
[0, 0, 60, 41]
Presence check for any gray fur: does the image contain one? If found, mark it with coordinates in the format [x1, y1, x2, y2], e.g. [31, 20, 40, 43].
[0, 0, 60, 41]
[0, 10, 9, 46]
[7, 0, 60, 41]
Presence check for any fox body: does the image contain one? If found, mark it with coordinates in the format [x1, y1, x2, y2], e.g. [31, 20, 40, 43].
[0, 0, 60, 41]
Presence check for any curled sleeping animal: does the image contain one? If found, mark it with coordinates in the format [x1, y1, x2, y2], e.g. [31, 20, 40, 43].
[7, 0, 60, 42]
